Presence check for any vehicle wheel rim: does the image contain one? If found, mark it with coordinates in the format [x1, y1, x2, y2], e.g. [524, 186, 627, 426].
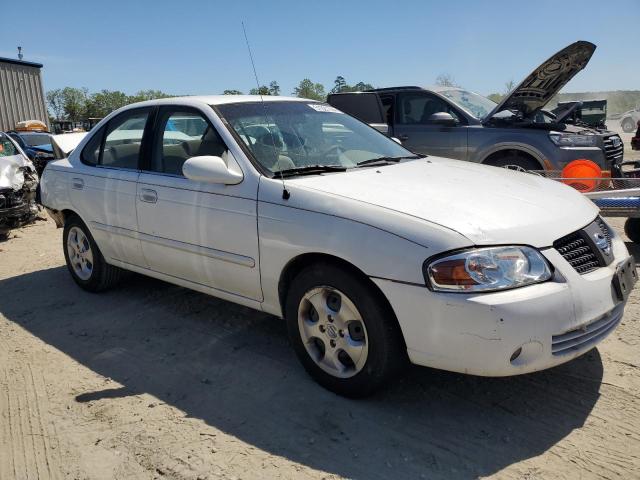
[298, 286, 369, 379]
[67, 226, 94, 281]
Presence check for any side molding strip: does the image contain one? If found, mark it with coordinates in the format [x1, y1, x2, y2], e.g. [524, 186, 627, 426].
[90, 222, 255, 268]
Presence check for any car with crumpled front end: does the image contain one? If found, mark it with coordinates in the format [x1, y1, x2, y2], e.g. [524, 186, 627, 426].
[39, 95, 636, 396]
[0, 132, 39, 238]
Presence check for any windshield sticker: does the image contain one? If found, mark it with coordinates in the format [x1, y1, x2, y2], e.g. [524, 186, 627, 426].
[308, 104, 343, 114]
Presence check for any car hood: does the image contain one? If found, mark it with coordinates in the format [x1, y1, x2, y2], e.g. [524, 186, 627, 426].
[293, 158, 598, 247]
[485, 41, 596, 122]
[0, 153, 35, 191]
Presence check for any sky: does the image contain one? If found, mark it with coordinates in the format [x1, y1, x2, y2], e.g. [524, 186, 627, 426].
[1, 0, 638, 97]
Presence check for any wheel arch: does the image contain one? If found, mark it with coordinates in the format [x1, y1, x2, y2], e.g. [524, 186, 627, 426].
[481, 147, 545, 169]
[277, 253, 401, 338]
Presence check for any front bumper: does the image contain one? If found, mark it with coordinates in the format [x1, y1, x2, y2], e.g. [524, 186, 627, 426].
[374, 233, 631, 376]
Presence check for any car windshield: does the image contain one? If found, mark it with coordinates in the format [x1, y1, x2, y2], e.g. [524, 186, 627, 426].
[437, 89, 497, 120]
[21, 133, 51, 147]
[215, 101, 414, 173]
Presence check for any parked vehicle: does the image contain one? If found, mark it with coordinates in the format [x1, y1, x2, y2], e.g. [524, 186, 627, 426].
[7, 130, 55, 175]
[40, 95, 635, 396]
[620, 108, 640, 133]
[328, 41, 624, 174]
[0, 132, 39, 238]
[552, 99, 607, 129]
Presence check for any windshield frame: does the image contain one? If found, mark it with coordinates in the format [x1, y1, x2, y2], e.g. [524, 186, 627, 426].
[213, 100, 416, 178]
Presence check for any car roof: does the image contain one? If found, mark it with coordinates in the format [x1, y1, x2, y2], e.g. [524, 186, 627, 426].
[131, 95, 314, 107]
[366, 85, 463, 94]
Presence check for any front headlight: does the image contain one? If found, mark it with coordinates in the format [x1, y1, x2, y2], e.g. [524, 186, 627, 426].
[425, 246, 552, 293]
[549, 131, 597, 147]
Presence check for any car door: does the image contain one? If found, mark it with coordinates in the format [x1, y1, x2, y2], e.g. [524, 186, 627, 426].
[393, 92, 468, 160]
[135, 106, 261, 300]
[68, 108, 151, 267]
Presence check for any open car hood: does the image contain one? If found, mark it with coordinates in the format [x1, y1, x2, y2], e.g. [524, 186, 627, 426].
[484, 41, 596, 122]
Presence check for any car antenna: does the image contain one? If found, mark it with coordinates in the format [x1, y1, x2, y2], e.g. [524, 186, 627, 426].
[242, 21, 290, 200]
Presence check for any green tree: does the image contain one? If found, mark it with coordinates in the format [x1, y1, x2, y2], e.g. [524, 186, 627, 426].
[85, 90, 130, 117]
[293, 78, 326, 101]
[268, 81, 281, 96]
[223, 89, 243, 95]
[130, 90, 172, 102]
[352, 81, 374, 92]
[46, 88, 65, 120]
[61, 87, 88, 121]
[249, 85, 270, 95]
[331, 76, 348, 93]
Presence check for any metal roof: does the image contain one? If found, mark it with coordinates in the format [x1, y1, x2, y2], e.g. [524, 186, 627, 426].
[0, 57, 43, 69]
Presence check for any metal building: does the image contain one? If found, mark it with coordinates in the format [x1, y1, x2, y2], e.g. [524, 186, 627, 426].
[0, 57, 49, 131]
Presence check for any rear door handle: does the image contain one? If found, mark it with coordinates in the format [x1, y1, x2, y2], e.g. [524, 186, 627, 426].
[139, 188, 158, 204]
[71, 177, 84, 190]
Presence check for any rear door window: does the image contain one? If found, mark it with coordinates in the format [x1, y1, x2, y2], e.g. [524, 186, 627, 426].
[102, 109, 151, 169]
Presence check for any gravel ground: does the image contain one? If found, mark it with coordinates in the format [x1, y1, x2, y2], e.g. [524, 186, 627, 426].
[0, 213, 639, 480]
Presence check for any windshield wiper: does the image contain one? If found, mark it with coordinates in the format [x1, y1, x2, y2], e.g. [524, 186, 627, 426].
[278, 165, 348, 178]
[356, 155, 424, 167]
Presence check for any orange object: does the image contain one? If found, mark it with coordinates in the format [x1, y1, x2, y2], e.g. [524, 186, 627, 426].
[15, 120, 48, 132]
[561, 159, 602, 192]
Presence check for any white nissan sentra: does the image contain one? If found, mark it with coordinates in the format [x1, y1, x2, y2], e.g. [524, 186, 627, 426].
[40, 96, 637, 397]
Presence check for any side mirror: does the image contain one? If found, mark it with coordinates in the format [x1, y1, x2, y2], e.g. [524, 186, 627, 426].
[427, 112, 457, 126]
[391, 137, 402, 144]
[182, 155, 243, 185]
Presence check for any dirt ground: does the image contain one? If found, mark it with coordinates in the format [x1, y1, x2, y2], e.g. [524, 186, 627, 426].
[0, 215, 639, 480]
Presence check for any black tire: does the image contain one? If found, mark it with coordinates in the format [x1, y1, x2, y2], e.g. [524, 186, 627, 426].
[622, 118, 636, 133]
[485, 153, 540, 171]
[285, 262, 407, 398]
[63, 214, 122, 292]
[625, 218, 640, 244]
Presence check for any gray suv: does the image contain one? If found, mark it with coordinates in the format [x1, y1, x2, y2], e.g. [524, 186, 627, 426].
[328, 41, 624, 173]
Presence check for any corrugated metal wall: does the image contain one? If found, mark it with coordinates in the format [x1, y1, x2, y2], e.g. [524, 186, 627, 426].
[0, 61, 49, 131]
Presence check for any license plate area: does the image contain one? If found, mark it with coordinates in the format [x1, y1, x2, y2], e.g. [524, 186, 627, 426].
[613, 256, 638, 302]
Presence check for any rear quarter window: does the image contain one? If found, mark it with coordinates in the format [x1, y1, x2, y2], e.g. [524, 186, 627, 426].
[81, 128, 104, 166]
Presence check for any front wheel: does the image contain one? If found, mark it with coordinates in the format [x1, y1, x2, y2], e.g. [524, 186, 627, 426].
[485, 153, 540, 171]
[285, 263, 406, 397]
[63, 215, 122, 292]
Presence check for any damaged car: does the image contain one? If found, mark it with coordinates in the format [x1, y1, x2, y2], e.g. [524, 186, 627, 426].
[0, 133, 39, 238]
[328, 41, 624, 174]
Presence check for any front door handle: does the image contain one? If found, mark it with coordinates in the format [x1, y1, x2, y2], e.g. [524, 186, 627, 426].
[139, 188, 158, 204]
[71, 177, 84, 190]
[398, 134, 409, 141]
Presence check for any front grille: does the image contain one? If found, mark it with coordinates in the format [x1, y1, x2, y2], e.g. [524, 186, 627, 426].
[603, 135, 624, 163]
[552, 305, 623, 356]
[554, 232, 600, 273]
[553, 217, 612, 274]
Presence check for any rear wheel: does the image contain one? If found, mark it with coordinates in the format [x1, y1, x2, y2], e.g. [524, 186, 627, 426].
[622, 118, 636, 133]
[285, 262, 406, 397]
[485, 152, 540, 171]
[624, 218, 640, 244]
[63, 215, 123, 292]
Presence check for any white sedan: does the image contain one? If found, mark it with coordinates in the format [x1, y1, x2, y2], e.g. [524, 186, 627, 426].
[40, 95, 636, 397]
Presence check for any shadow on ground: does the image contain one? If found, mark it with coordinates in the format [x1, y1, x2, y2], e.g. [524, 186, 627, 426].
[0, 267, 604, 479]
